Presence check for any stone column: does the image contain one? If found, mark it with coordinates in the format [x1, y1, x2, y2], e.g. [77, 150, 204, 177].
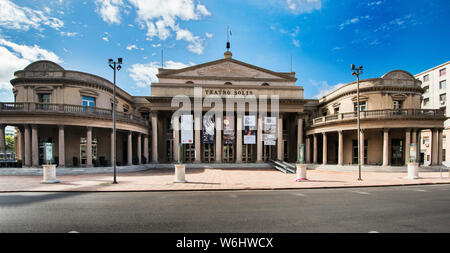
[173, 114, 180, 162]
[313, 134, 318, 164]
[338, 130, 344, 166]
[151, 112, 158, 163]
[405, 128, 411, 164]
[256, 114, 263, 163]
[194, 113, 201, 163]
[143, 135, 149, 164]
[127, 131, 132, 166]
[19, 128, 24, 162]
[277, 114, 283, 161]
[305, 136, 311, 163]
[322, 132, 327, 165]
[0, 124, 5, 158]
[236, 113, 243, 163]
[297, 115, 304, 162]
[110, 129, 115, 166]
[438, 129, 443, 165]
[137, 133, 142, 165]
[24, 125, 31, 167]
[58, 125, 65, 167]
[86, 127, 92, 167]
[215, 113, 222, 162]
[431, 128, 438, 165]
[31, 124, 39, 167]
[360, 130, 365, 166]
[383, 129, 389, 166]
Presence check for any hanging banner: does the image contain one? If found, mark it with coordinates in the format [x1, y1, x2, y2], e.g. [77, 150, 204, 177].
[223, 115, 235, 145]
[243, 115, 256, 145]
[263, 116, 277, 146]
[202, 114, 215, 144]
[180, 114, 193, 144]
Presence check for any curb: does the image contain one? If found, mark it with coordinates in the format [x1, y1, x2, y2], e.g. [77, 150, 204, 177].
[0, 181, 449, 193]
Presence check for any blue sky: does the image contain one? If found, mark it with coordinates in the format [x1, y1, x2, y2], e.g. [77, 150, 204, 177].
[0, 0, 449, 102]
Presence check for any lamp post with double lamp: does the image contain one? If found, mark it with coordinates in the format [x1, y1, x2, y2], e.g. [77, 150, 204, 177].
[109, 58, 122, 184]
[351, 64, 363, 181]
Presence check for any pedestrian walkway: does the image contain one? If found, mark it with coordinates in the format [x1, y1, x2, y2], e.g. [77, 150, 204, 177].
[0, 167, 449, 192]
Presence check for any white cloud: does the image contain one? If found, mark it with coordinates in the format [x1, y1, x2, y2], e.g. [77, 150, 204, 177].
[311, 80, 345, 99]
[94, 0, 124, 25]
[368, 1, 382, 6]
[339, 15, 370, 30]
[0, 0, 64, 31]
[102, 36, 109, 42]
[126, 0, 211, 54]
[292, 39, 300, 47]
[205, 32, 213, 38]
[128, 60, 193, 87]
[126, 44, 144, 51]
[286, 0, 322, 14]
[0, 38, 61, 98]
[332, 46, 343, 51]
[60, 31, 78, 37]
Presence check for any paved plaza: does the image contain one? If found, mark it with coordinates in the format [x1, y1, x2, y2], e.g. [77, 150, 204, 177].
[0, 166, 449, 192]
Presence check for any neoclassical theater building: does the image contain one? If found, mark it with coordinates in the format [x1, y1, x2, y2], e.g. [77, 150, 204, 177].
[0, 51, 446, 168]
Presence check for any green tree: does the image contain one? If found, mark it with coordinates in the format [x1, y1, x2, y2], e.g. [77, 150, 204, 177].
[5, 135, 15, 151]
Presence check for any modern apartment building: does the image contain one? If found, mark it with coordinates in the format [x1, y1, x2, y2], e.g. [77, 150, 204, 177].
[415, 61, 449, 165]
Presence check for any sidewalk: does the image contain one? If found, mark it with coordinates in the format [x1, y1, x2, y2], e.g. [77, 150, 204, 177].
[0, 167, 449, 192]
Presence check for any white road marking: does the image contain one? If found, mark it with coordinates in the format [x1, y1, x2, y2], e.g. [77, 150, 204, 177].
[406, 189, 429, 192]
[351, 191, 371, 195]
[229, 194, 237, 198]
[292, 193, 307, 197]
[68, 231, 79, 233]
[368, 231, 379, 233]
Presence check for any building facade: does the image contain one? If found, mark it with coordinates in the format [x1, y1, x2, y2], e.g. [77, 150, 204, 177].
[415, 61, 449, 166]
[0, 52, 446, 168]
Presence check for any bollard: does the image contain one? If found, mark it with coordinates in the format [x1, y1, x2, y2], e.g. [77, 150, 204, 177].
[296, 164, 307, 181]
[406, 162, 420, 179]
[174, 164, 187, 183]
[42, 164, 60, 184]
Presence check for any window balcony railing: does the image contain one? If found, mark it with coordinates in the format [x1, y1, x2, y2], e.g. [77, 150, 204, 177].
[308, 109, 446, 127]
[0, 102, 149, 126]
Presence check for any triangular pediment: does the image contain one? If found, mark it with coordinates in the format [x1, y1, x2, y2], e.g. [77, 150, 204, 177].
[157, 58, 296, 81]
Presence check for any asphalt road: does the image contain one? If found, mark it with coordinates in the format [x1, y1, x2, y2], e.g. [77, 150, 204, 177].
[0, 184, 449, 233]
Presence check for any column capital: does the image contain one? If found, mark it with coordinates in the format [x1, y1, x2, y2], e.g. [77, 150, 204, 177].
[383, 128, 390, 133]
[58, 125, 64, 130]
[322, 132, 327, 136]
[86, 126, 92, 130]
[31, 124, 38, 129]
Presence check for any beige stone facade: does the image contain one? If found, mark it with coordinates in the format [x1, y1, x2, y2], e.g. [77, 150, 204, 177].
[0, 53, 446, 168]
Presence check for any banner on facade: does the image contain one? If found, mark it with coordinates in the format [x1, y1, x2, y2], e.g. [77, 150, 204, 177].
[243, 115, 256, 145]
[202, 114, 215, 144]
[223, 115, 235, 145]
[180, 114, 193, 144]
[263, 116, 277, 146]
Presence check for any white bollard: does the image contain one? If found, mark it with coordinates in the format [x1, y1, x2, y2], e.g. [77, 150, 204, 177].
[296, 164, 307, 181]
[406, 162, 420, 179]
[174, 164, 187, 183]
[42, 164, 60, 184]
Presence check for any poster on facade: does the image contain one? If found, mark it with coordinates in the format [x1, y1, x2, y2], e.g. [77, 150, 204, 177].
[263, 116, 277, 145]
[180, 114, 193, 144]
[223, 115, 235, 145]
[243, 115, 256, 144]
[202, 114, 215, 144]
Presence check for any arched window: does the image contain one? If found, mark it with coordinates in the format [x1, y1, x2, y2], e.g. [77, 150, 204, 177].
[224, 82, 232, 85]
[185, 81, 194, 84]
[261, 83, 270, 86]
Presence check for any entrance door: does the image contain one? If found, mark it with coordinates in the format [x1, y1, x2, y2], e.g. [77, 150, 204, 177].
[223, 144, 234, 163]
[352, 140, 367, 164]
[391, 139, 404, 165]
[203, 144, 215, 163]
[263, 145, 276, 161]
[183, 144, 195, 163]
[242, 144, 254, 163]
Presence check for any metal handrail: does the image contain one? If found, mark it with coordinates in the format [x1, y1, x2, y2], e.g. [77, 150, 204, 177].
[308, 109, 445, 126]
[0, 102, 149, 126]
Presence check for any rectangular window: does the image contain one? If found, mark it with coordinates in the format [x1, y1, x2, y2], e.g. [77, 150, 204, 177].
[82, 96, 95, 112]
[443, 149, 446, 162]
[441, 107, 447, 115]
[423, 74, 429, 82]
[424, 98, 430, 106]
[440, 80, 446, 89]
[38, 93, 51, 103]
[393, 100, 402, 109]
[440, 93, 446, 105]
[354, 101, 367, 112]
[423, 86, 429, 93]
[334, 107, 339, 114]
[423, 137, 430, 145]
[440, 68, 446, 76]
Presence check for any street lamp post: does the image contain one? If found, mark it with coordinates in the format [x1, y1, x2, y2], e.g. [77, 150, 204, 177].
[109, 58, 122, 184]
[351, 64, 363, 181]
